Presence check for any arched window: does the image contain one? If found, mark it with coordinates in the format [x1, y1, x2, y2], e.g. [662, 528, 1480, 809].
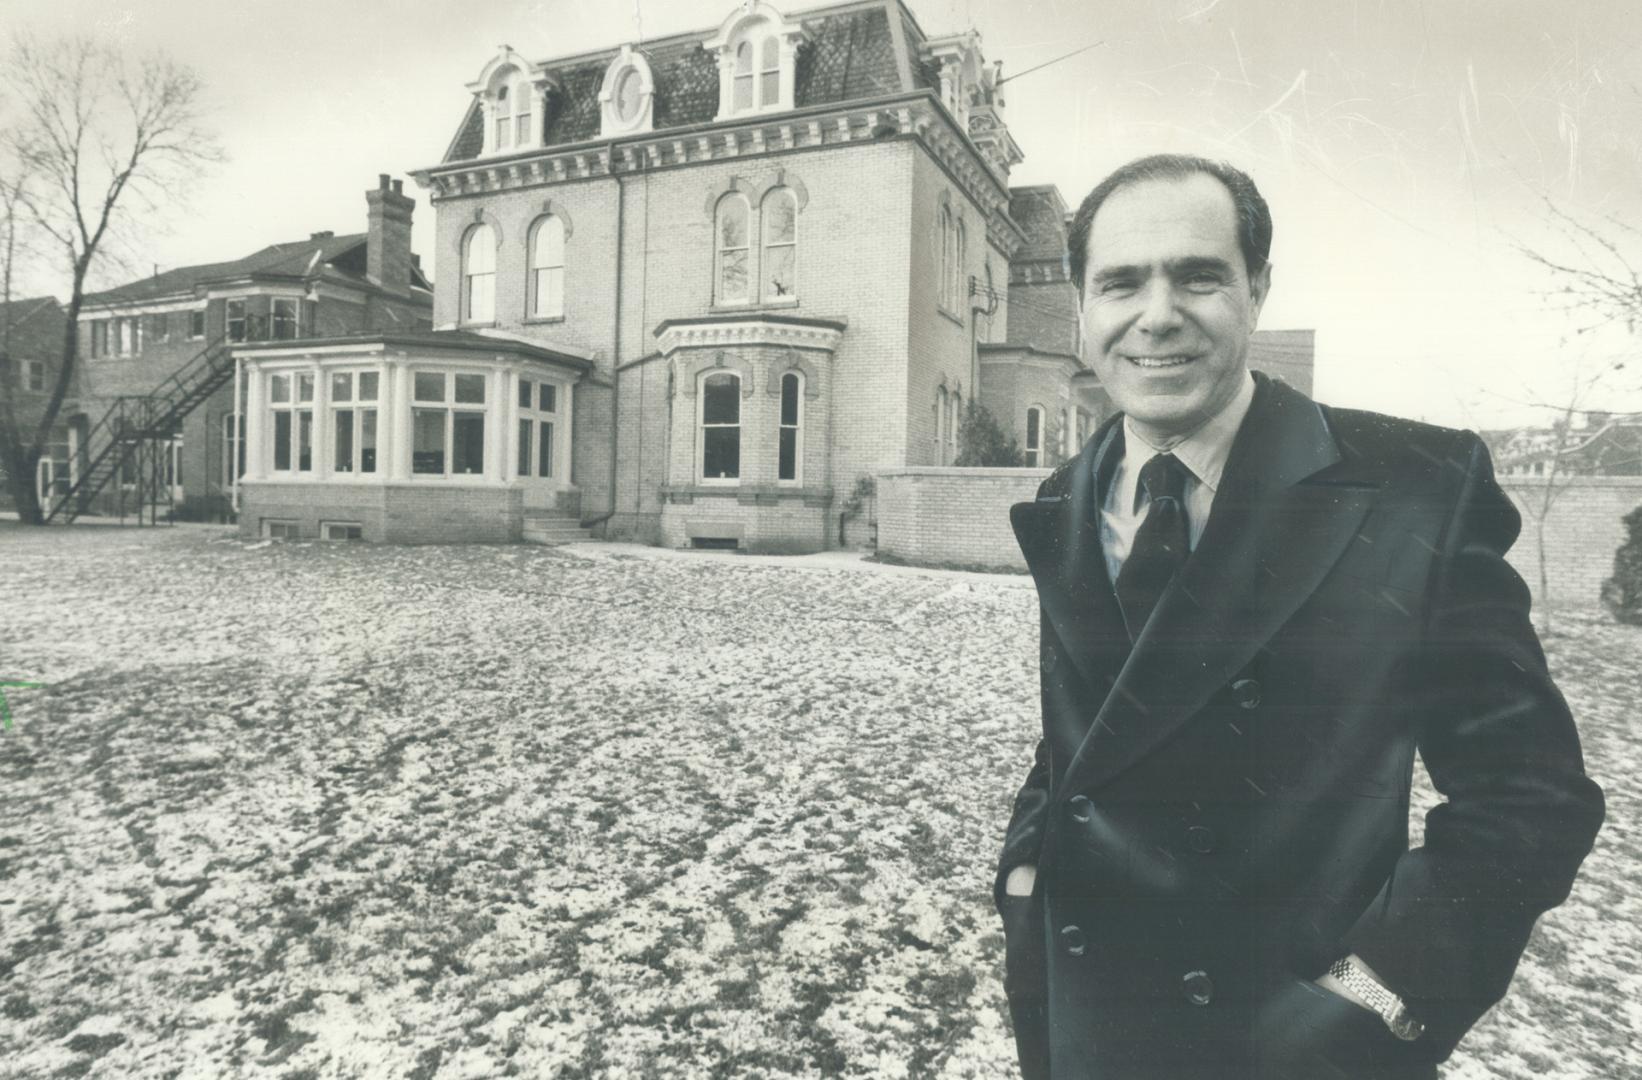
[956, 219, 968, 316]
[1060, 408, 1071, 461]
[734, 41, 755, 111]
[778, 371, 802, 483]
[493, 82, 513, 152]
[761, 188, 797, 301]
[945, 205, 958, 308]
[935, 386, 948, 464]
[700, 371, 741, 482]
[760, 37, 780, 104]
[463, 224, 496, 324]
[715, 194, 750, 305]
[1025, 406, 1043, 467]
[949, 391, 961, 463]
[512, 75, 533, 147]
[529, 216, 565, 319]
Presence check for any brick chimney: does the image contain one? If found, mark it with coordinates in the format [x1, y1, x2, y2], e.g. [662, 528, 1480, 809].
[365, 174, 415, 295]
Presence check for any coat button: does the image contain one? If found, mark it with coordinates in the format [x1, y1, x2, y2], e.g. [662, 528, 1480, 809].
[1231, 678, 1261, 709]
[1061, 926, 1087, 957]
[1068, 795, 1094, 823]
[1182, 970, 1214, 1005]
[1186, 825, 1216, 854]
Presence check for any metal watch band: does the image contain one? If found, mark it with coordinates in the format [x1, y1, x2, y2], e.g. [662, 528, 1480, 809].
[1327, 957, 1424, 1040]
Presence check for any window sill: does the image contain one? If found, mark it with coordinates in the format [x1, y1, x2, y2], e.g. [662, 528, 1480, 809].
[523, 315, 566, 326]
[936, 306, 965, 328]
[458, 320, 499, 331]
[707, 299, 801, 315]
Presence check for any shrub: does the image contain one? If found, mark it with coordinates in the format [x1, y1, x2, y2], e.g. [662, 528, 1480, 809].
[1600, 503, 1642, 625]
[953, 400, 1024, 467]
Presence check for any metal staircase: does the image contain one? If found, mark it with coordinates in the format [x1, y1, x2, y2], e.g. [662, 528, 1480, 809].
[43, 335, 234, 525]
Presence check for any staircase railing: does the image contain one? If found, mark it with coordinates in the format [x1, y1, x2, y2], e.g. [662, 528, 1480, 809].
[43, 333, 235, 525]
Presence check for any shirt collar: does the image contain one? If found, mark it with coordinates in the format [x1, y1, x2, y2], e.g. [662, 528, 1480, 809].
[1113, 370, 1256, 510]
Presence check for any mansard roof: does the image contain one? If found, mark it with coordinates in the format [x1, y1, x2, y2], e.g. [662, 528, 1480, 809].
[1008, 185, 1072, 264]
[444, 1, 932, 164]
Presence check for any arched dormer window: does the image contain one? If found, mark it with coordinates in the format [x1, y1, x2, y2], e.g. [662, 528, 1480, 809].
[715, 193, 751, 305]
[761, 187, 797, 302]
[468, 48, 552, 156]
[706, 2, 807, 120]
[528, 215, 565, 319]
[599, 44, 656, 137]
[463, 223, 496, 324]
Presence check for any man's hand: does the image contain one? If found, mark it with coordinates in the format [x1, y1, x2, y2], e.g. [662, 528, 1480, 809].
[1005, 863, 1037, 897]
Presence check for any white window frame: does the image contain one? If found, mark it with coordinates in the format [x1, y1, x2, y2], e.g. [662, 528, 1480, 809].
[528, 216, 565, 320]
[935, 386, 948, 464]
[1025, 405, 1044, 467]
[222, 413, 246, 489]
[698, 370, 742, 485]
[714, 194, 751, 306]
[463, 224, 497, 324]
[326, 369, 381, 478]
[267, 370, 316, 475]
[262, 519, 301, 540]
[271, 298, 300, 341]
[516, 377, 561, 480]
[761, 187, 798, 303]
[777, 370, 803, 485]
[320, 521, 364, 541]
[708, 5, 804, 121]
[227, 299, 249, 343]
[411, 368, 490, 479]
[189, 309, 207, 340]
[21, 359, 46, 392]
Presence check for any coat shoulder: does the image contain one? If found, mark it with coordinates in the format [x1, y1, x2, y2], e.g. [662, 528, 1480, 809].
[1320, 404, 1483, 493]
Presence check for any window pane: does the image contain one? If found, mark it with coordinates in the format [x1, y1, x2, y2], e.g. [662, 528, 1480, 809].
[703, 427, 739, 479]
[761, 36, 779, 70]
[452, 412, 485, 475]
[518, 418, 532, 477]
[270, 374, 290, 404]
[616, 68, 641, 119]
[272, 417, 292, 479]
[414, 371, 445, 401]
[297, 410, 312, 471]
[734, 74, 752, 110]
[533, 266, 564, 318]
[273, 299, 298, 340]
[533, 217, 564, 267]
[764, 245, 795, 299]
[760, 70, 778, 104]
[779, 426, 796, 481]
[468, 273, 495, 322]
[361, 410, 377, 473]
[297, 374, 314, 403]
[764, 192, 795, 243]
[454, 373, 486, 404]
[190, 310, 205, 337]
[1026, 409, 1039, 448]
[735, 40, 753, 74]
[516, 110, 531, 145]
[719, 249, 747, 303]
[702, 373, 739, 424]
[781, 373, 799, 426]
[538, 420, 553, 478]
[519, 380, 532, 409]
[718, 198, 747, 248]
[333, 409, 354, 472]
[358, 371, 379, 401]
[466, 225, 495, 273]
[330, 372, 353, 402]
[540, 384, 556, 412]
[413, 409, 446, 474]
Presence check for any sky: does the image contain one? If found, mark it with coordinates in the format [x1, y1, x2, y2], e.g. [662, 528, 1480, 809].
[7, 0, 1642, 429]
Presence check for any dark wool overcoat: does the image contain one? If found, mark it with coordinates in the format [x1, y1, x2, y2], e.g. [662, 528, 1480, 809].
[995, 372, 1605, 1080]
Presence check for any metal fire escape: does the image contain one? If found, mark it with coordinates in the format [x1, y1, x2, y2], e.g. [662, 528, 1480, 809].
[43, 334, 234, 525]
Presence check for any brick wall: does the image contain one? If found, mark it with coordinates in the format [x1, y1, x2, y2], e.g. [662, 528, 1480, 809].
[238, 481, 522, 544]
[873, 470, 1642, 609]
[876, 466, 1046, 571]
[1499, 476, 1642, 609]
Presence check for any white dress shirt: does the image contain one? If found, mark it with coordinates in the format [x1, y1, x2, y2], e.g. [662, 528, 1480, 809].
[1098, 371, 1256, 585]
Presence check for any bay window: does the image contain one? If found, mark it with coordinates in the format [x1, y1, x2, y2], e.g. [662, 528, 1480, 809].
[268, 371, 314, 473]
[700, 371, 740, 482]
[778, 371, 801, 482]
[517, 378, 559, 479]
[328, 370, 380, 475]
[412, 370, 488, 477]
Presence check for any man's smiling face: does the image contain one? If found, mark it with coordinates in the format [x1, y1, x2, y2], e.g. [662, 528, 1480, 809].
[1079, 173, 1271, 446]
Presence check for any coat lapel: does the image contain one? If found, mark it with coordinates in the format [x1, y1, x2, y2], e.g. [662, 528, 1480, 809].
[1011, 415, 1131, 700]
[1027, 373, 1383, 797]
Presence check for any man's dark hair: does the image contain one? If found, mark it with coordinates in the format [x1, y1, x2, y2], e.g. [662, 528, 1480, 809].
[1065, 154, 1272, 293]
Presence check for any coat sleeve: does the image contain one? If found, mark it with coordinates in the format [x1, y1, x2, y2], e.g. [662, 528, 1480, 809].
[992, 609, 1059, 908]
[1340, 432, 1606, 1058]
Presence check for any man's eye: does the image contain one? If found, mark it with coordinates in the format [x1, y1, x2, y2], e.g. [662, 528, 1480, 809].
[1099, 280, 1137, 295]
[1182, 273, 1222, 290]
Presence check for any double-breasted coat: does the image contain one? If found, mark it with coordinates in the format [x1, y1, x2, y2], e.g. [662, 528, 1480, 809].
[995, 373, 1605, 1080]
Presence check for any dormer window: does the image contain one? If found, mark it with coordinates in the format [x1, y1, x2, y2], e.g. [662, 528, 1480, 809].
[468, 47, 553, 156]
[706, 2, 807, 120]
[598, 45, 655, 137]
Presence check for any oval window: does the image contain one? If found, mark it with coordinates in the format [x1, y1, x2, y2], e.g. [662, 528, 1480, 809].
[616, 67, 642, 121]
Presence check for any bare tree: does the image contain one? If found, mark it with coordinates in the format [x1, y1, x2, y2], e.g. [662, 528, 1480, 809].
[0, 33, 220, 524]
[1504, 200, 1642, 629]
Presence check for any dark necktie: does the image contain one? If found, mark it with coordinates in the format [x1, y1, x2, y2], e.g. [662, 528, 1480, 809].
[1114, 453, 1191, 640]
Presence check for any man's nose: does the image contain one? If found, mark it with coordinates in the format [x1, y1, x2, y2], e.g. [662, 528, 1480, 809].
[1135, 281, 1184, 335]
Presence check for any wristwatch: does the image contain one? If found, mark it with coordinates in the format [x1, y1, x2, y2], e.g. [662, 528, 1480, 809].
[1327, 957, 1426, 1041]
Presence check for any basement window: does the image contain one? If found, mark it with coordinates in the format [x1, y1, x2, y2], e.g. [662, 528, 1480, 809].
[691, 537, 739, 550]
[320, 521, 364, 541]
[262, 519, 301, 540]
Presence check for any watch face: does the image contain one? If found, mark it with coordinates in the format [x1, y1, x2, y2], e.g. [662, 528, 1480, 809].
[1389, 1012, 1425, 1042]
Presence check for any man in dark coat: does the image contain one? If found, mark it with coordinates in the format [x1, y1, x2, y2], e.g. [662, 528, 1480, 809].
[994, 155, 1605, 1080]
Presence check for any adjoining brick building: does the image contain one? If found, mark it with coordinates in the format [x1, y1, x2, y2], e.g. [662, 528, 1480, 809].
[65, 176, 431, 521]
[0, 296, 71, 508]
[231, 0, 1313, 547]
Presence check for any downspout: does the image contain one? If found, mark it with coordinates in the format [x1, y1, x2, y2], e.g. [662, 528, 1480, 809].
[585, 141, 623, 533]
[231, 352, 242, 516]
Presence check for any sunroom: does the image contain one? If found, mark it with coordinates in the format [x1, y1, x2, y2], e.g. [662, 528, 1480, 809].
[231, 330, 591, 543]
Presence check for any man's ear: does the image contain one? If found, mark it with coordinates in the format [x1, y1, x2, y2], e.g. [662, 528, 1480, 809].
[1249, 262, 1273, 325]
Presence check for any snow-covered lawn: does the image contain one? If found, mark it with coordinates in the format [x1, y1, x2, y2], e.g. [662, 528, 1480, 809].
[0, 525, 1634, 1079]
